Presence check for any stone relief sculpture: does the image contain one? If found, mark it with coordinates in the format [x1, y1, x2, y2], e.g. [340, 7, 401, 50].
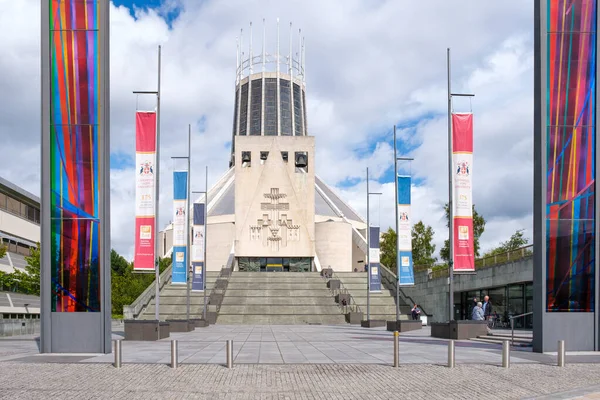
[249, 188, 300, 251]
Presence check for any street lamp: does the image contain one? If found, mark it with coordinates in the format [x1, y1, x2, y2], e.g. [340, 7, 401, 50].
[366, 167, 382, 322]
[133, 45, 161, 323]
[392, 124, 415, 322]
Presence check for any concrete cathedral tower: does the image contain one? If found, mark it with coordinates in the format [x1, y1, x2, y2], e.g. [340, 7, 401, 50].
[159, 21, 367, 274]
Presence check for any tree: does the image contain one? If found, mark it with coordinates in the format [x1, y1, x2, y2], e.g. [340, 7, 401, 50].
[0, 244, 5, 260]
[111, 249, 130, 276]
[484, 229, 529, 257]
[23, 243, 40, 295]
[380, 228, 397, 271]
[412, 221, 437, 266]
[440, 203, 486, 263]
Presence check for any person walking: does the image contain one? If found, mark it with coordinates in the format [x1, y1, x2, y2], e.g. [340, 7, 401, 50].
[483, 295, 493, 332]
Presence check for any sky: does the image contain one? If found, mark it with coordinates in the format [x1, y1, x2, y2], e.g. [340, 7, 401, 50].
[0, 0, 534, 261]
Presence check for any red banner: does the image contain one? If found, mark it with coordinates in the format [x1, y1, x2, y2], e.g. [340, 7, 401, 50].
[133, 112, 157, 271]
[452, 113, 475, 272]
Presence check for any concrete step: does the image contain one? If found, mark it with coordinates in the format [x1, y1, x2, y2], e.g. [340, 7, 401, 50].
[221, 296, 336, 305]
[228, 277, 326, 283]
[218, 305, 342, 315]
[216, 314, 347, 325]
[139, 313, 214, 321]
[470, 337, 532, 347]
[222, 289, 331, 297]
[145, 305, 216, 314]
[232, 272, 321, 278]
[226, 283, 329, 290]
[148, 297, 212, 306]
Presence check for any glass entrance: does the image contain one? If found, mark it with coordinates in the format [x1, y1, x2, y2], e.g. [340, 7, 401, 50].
[238, 257, 312, 272]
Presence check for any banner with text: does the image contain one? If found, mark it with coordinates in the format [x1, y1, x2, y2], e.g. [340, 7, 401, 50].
[369, 226, 382, 292]
[133, 112, 157, 272]
[172, 171, 188, 284]
[452, 113, 475, 272]
[192, 203, 205, 291]
[397, 175, 415, 285]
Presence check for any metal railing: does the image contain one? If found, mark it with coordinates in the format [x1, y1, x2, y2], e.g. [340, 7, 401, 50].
[509, 311, 533, 346]
[322, 271, 362, 315]
[379, 263, 430, 317]
[414, 245, 534, 280]
[123, 264, 172, 320]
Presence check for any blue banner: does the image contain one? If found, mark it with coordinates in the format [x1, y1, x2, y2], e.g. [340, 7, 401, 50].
[171, 171, 188, 284]
[369, 226, 382, 292]
[397, 175, 415, 286]
[192, 203, 205, 291]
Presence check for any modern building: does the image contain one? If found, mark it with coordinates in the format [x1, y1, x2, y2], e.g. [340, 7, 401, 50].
[159, 24, 369, 274]
[533, 0, 599, 352]
[0, 176, 40, 274]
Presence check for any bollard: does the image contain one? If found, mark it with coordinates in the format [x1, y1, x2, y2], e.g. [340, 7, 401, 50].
[447, 340, 455, 368]
[171, 340, 178, 369]
[226, 340, 234, 369]
[502, 340, 510, 368]
[113, 339, 122, 369]
[557, 340, 565, 367]
[393, 331, 399, 368]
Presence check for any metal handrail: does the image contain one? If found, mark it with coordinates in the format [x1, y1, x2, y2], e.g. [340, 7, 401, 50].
[509, 311, 533, 346]
[323, 271, 362, 314]
[123, 264, 172, 319]
[379, 263, 431, 317]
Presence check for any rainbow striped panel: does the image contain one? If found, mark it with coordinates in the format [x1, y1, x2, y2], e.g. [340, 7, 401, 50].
[49, 0, 101, 312]
[546, 0, 596, 312]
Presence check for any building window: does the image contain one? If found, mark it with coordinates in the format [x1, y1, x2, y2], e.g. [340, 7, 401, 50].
[250, 79, 262, 135]
[0, 193, 6, 209]
[280, 79, 292, 136]
[232, 88, 239, 136]
[281, 151, 288, 162]
[239, 83, 249, 136]
[293, 83, 303, 136]
[241, 151, 251, 168]
[6, 196, 20, 215]
[264, 78, 278, 136]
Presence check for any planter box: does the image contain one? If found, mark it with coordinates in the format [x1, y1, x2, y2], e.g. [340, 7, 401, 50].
[166, 319, 195, 332]
[431, 320, 488, 340]
[124, 320, 170, 341]
[321, 268, 333, 278]
[327, 279, 340, 290]
[209, 293, 224, 305]
[215, 279, 228, 290]
[335, 293, 351, 304]
[206, 311, 217, 324]
[190, 318, 209, 328]
[386, 320, 422, 333]
[361, 319, 386, 328]
[346, 312, 363, 324]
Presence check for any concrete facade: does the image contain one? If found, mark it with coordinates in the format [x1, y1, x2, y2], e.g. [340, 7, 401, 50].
[234, 136, 316, 259]
[315, 220, 352, 271]
[401, 257, 533, 323]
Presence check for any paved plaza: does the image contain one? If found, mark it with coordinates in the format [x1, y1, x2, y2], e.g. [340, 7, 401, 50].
[1, 324, 600, 398]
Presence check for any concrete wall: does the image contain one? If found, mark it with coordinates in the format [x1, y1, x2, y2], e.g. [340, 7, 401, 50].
[234, 136, 315, 258]
[206, 222, 235, 271]
[0, 210, 39, 243]
[401, 256, 533, 323]
[315, 220, 352, 271]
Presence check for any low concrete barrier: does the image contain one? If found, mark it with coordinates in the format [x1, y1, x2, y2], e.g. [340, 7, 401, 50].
[0, 319, 40, 337]
[431, 320, 488, 340]
[386, 320, 422, 333]
[124, 320, 170, 341]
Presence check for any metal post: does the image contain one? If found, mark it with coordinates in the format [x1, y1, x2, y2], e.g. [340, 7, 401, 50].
[502, 340, 510, 368]
[226, 339, 233, 368]
[447, 48, 455, 322]
[114, 340, 121, 368]
[186, 125, 191, 322]
[171, 340, 178, 369]
[393, 126, 400, 322]
[203, 166, 208, 321]
[155, 45, 162, 324]
[511, 317, 515, 346]
[448, 340, 455, 368]
[393, 331, 399, 368]
[557, 340, 565, 367]
[366, 168, 370, 321]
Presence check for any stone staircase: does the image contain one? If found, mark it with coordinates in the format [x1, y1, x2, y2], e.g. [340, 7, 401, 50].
[140, 272, 220, 320]
[216, 272, 347, 324]
[336, 272, 412, 321]
[470, 332, 533, 347]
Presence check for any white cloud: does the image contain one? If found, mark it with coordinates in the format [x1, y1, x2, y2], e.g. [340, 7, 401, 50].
[0, 0, 535, 260]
